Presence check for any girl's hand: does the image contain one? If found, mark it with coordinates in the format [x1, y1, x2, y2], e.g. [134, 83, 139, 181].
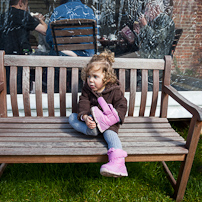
[83, 115, 96, 129]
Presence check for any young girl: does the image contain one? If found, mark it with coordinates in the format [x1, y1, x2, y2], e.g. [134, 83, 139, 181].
[69, 50, 128, 177]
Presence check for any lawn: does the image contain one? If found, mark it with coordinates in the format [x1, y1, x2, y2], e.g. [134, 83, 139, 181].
[0, 122, 201, 202]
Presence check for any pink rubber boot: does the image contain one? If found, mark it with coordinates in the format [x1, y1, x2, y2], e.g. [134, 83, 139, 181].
[91, 97, 119, 133]
[100, 148, 128, 177]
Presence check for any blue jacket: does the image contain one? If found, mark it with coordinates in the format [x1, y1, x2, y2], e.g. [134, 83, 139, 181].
[46, 0, 96, 56]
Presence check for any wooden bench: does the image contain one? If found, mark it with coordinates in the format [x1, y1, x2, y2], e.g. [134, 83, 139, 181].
[0, 51, 201, 201]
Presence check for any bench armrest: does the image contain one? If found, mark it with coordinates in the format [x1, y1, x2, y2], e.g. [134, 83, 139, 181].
[163, 85, 202, 121]
[0, 81, 4, 93]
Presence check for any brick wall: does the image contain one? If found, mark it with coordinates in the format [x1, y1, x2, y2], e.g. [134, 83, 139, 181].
[172, 0, 202, 78]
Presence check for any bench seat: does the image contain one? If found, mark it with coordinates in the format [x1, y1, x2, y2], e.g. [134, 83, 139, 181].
[0, 117, 188, 163]
[0, 51, 201, 201]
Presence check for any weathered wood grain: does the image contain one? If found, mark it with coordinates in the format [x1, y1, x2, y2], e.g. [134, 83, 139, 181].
[47, 67, 55, 116]
[10, 66, 19, 117]
[4, 55, 165, 69]
[35, 67, 43, 116]
[22, 66, 31, 116]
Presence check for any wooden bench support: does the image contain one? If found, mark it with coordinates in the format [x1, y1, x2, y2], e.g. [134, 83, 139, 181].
[0, 81, 4, 93]
[162, 161, 176, 189]
[0, 51, 201, 201]
[174, 119, 202, 201]
[0, 163, 8, 178]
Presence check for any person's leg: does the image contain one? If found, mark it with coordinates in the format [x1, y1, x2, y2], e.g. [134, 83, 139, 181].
[103, 130, 122, 149]
[69, 113, 99, 136]
[86, 127, 100, 136]
[101, 130, 128, 177]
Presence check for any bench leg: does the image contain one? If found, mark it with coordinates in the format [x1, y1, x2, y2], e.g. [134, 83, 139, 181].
[174, 119, 202, 202]
[0, 163, 8, 178]
[162, 161, 176, 189]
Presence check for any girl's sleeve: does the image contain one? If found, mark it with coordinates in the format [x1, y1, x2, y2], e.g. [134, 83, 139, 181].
[77, 88, 91, 120]
[112, 89, 127, 124]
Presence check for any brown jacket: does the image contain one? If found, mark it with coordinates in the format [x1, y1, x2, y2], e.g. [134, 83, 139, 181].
[77, 80, 127, 133]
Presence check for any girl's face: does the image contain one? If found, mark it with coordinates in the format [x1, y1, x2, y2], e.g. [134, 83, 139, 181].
[87, 66, 105, 93]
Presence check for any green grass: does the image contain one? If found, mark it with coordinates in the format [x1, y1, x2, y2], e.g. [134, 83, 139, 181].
[0, 122, 202, 202]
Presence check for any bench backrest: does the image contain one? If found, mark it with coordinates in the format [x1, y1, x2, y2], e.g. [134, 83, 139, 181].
[0, 51, 172, 118]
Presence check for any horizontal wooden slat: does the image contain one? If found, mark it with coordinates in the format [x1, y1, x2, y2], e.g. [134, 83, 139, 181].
[0, 117, 168, 123]
[0, 136, 185, 142]
[120, 123, 172, 129]
[0, 146, 188, 156]
[0, 123, 172, 129]
[0, 141, 186, 148]
[0, 132, 181, 137]
[0, 123, 72, 129]
[53, 29, 97, 37]
[4, 55, 165, 69]
[0, 128, 176, 133]
[119, 128, 176, 133]
[51, 19, 97, 26]
[125, 117, 169, 123]
[0, 154, 186, 163]
[57, 44, 95, 51]
[0, 117, 69, 123]
[56, 36, 95, 44]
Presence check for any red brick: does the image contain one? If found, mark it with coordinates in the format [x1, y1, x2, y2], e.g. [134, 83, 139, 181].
[172, 0, 202, 76]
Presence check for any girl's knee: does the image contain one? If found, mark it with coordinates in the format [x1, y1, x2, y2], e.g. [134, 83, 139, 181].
[86, 127, 100, 136]
[69, 113, 78, 124]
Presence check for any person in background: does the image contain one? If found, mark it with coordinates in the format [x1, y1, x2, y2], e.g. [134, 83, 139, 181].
[133, 1, 175, 59]
[46, 0, 96, 57]
[69, 50, 128, 177]
[0, 0, 47, 55]
[0, 0, 47, 94]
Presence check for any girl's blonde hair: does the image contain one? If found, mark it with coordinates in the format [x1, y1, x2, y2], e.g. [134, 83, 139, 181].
[81, 50, 117, 84]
